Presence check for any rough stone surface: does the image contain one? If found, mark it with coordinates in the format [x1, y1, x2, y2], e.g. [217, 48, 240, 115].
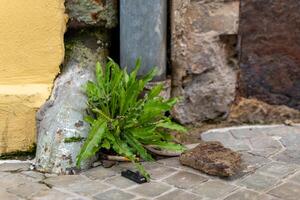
[239, 0, 300, 110]
[180, 141, 241, 177]
[66, 0, 118, 29]
[120, 0, 167, 80]
[171, 0, 239, 124]
[35, 29, 110, 174]
[229, 98, 300, 124]
[1, 125, 300, 199]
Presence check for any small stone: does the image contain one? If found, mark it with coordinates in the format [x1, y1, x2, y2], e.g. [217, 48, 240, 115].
[179, 141, 241, 177]
[92, 161, 102, 168]
[102, 160, 117, 168]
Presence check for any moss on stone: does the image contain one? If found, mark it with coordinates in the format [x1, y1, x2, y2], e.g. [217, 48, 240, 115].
[64, 136, 85, 143]
[64, 28, 110, 68]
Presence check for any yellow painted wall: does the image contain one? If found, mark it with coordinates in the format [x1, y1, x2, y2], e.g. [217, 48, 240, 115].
[0, 0, 66, 153]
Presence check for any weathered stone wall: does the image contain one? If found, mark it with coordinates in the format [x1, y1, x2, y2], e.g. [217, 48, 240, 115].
[66, 0, 118, 29]
[35, 29, 110, 173]
[171, 0, 239, 125]
[239, 0, 300, 110]
[35, 1, 117, 173]
[171, 0, 300, 126]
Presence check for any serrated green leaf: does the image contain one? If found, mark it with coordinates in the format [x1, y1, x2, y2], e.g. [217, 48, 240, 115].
[156, 121, 187, 133]
[76, 120, 107, 166]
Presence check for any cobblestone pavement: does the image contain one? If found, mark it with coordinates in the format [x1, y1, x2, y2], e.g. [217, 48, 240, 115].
[1, 125, 300, 200]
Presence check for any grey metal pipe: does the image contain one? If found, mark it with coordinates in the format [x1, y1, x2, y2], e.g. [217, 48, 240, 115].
[120, 0, 167, 81]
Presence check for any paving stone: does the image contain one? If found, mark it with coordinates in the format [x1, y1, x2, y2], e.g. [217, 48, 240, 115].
[83, 166, 117, 180]
[279, 132, 300, 150]
[94, 189, 135, 200]
[104, 175, 136, 189]
[147, 165, 177, 180]
[258, 194, 282, 200]
[230, 128, 263, 139]
[273, 149, 300, 165]
[0, 173, 33, 189]
[157, 157, 181, 169]
[43, 175, 88, 187]
[135, 199, 150, 200]
[224, 189, 259, 200]
[290, 172, 300, 184]
[0, 162, 30, 172]
[259, 126, 300, 136]
[256, 162, 298, 178]
[7, 182, 49, 199]
[0, 189, 22, 200]
[238, 172, 279, 191]
[248, 149, 279, 158]
[201, 131, 225, 141]
[191, 180, 236, 199]
[268, 182, 300, 200]
[163, 171, 207, 189]
[202, 131, 252, 152]
[156, 189, 200, 200]
[129, 182, 172, 198]
[64, 180, 110, 196]
[0, 171, 11, 177]
[31, 189, 77, 200]
[249, 136, 281, 150]
[21, 171, 45, 181]
[240, 152, 271, 169]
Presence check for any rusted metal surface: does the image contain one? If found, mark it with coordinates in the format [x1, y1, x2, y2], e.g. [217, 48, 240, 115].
[239, 0, 300, 110]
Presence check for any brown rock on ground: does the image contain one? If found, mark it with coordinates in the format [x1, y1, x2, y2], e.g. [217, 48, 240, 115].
[229, 98, 300, 124]
[180, 141, 241, 177]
